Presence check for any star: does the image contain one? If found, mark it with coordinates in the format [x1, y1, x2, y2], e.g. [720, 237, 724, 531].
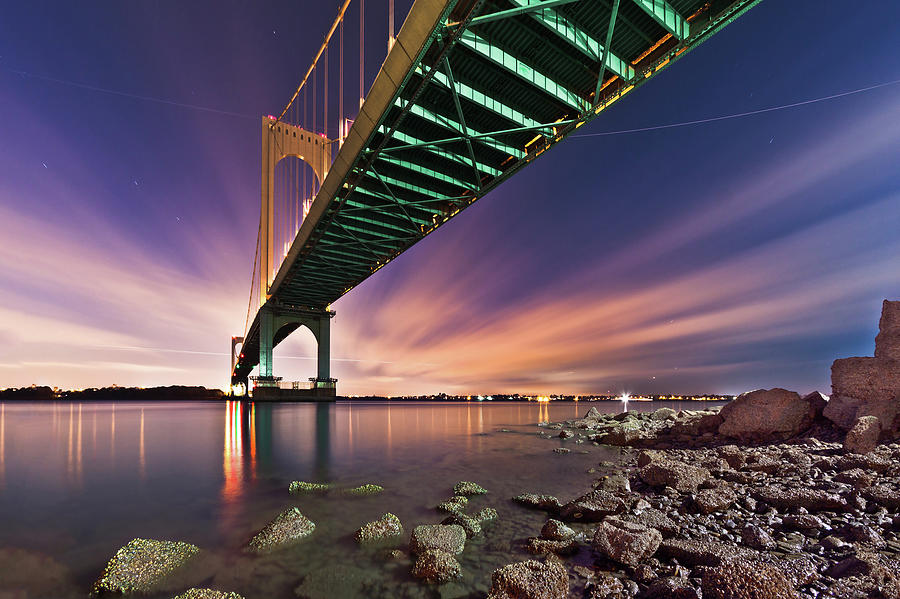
[42, 162, 48, 168]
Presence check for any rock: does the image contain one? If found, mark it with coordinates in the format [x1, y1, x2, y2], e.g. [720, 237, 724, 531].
[827, 356, 900, 433]
[621, 508, 680, 538]
[559, 489, 625, 522]
[524, 537, 579, 556]
[553, 447, 571, 454]
[541, 519, 575, 541]
[839, 522, 884, 546]
[834, 467, 874, 488]
[559, 430, 574, 439]
[752, 487, 848, 512]
[593, 474, 631, 494]
[741, 524, 775, 550]
[342, 483, 383, 496]
[587, 573, 626, 598]
[411, 549, 461, 584]
[436, 496, 468, 514]
[354, 513, 403, 544]
[693, 486, 736, 514]
[592, 517, 662, 567]
[670, 410, 723, 436]
[773, 556, 818, 588]
[441, 513, 482, 538]
[716, 445, 746, 469]
[173, 590, 244, 599]
[695, 558, 797, 599]
[601, 423, 642, 446]
[718, 388, 814, 441]
[863, 485, 900, 510]
[651, 407, 678, 421]
[875, 299, 900, 361]
[453, 481, 487, 496]
[584, 407, 603, 420]
[803, 391, 829, 419]
[782, 514, 825, 532]
[288, 481, 331, 494]
[640, 460, 710, 493]
[476, 507, 499, 523]
[247, 508, 316, 553]
[826, 549, 900, 596]
[487, 559, 568, 599]
[642, 577, 702, 599]
[92, 538, 200, 594]
[294, 564, 370, 599]
[657, 538, 754, 567]
[409, 524, 466, 555]
[513, 493, 561, 513]
[834, 452, 892, 473]
[844, 415, 881, 454]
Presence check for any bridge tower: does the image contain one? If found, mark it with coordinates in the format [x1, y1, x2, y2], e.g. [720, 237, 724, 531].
[251, 117, 336, 399]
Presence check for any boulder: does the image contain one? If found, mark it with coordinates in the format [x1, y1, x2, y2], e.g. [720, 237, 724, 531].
[843, 415, 881, 454]
[354, 513, 403, 544]
[288, 481, 331, 494]
[411, 549, 461, 584]
[342, 483, 383, 496]
[92, 538, 200, 594]
[639, 460, 710, 493]
[524, 537, 579, 556]
[247, 508, 315, 553]
[695, 559, 798, 599]
[643, 577, 702, 599]
[558, 489, 625, 521]
[476, 507, 499, 523]
[591, 517, 662, 567]
[670, 410, 722, 436]
[441, 513, 482, 538]
[828, 357, 900, 430]
[752, 487, 847, 512]
[620, 508, 680, 538]
[741, 524, 775, 550]
[651, 407, 678, 421]
[436, 496, 468, 514]
[487, 559, 568, 599]
[693, 486, 737, 514]
[657, 538, 755, 567]
[409, 524, 466, 555]
[718, 388, 815, 441]
[875, 299, 900, 361]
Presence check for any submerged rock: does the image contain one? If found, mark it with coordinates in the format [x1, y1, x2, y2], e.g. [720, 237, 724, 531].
[92, 538, 200, 595]
[441, 513, 482, 538]
[591, 517, 662, 567]
[475, 507, 499, 523]
[436, 496, 468, 514]
[288, 481, 332, 494]
[411, 549, 462, 584]
[342, 483, 383, 496]
[409, 524, 466, 555]
[293, 564, 370, 599]
[354, 513, 403, 544]
[247, 508, 315, 553]
[453, 481, 488, 496]
[540, 519, 575, 541]
[513, 493, 561, 513]
[173, 590, 244, 599]
[487, 559, 568, 599]
[524, 537, 579, 556]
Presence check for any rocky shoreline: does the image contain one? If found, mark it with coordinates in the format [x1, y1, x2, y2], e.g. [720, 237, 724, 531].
[79, 300, 900, 598]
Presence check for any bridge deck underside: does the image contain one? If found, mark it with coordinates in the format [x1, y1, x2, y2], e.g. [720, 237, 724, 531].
[233, 0, 760, 382]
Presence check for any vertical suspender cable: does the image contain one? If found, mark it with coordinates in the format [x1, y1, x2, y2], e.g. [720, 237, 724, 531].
[389, 0, 394, 50]
[324, 44, 328, 143]
[339, 17, 344, 144]
[359, 0, 366, 108]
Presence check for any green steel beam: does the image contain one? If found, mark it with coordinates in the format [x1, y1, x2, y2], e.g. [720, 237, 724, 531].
[368, 165, 430, 230]
[631, 0, 688, 39]
[595, 0, 621, 102]
[346, 187, 432, 225]
[382, 119, 575, 154]
[352, 166, 450, 199]
[421, 67, 543, 131]
[443, 57, 484, 190]
[462, 0, 580, 26]
[377, 155, 474, 190]
[457, 29, 589, 112]
[508, 0, 633, 82]
[398, 100, 524, 158]
[380, 126, 502, 176]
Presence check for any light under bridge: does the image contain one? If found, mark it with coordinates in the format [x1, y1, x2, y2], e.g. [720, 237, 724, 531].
[231, 0, 762, 398]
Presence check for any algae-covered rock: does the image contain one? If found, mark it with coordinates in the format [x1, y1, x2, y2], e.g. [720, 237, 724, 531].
[294, 564, 370, 599]
[453, 481, 487, 496]
[92, 538, 200, 595]
[436, 496, 468, 514]
[173, 590, 245, 599]
[409, 524, 466, 555]
[487, 559, 568, 599]
[288, 481, 332, 494]
[247, 507, 315, 554]
[441, 513, 482, 538]
[513, 493, 561, 513]
[411, 549, 462, 584]
[476, 507, 499, 523]
[354, 513, 403, 544]
[342, 483, 383, 496]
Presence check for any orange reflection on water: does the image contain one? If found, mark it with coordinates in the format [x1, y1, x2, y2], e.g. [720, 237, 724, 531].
[222, 401, 257, 504]
[0, 403, 5, 488]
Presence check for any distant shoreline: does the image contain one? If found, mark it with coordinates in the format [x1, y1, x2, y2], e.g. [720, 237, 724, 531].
[0, 385, 733, 403]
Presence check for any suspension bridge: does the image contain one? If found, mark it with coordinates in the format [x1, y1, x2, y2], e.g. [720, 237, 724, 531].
[230, 0, 762, 398]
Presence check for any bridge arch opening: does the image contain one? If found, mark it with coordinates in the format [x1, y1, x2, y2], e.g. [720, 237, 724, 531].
[272, 321, 320, 384]
[271, 156, 321, 266]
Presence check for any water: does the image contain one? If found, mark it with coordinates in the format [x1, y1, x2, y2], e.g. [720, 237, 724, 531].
[0, 399, 722, 598]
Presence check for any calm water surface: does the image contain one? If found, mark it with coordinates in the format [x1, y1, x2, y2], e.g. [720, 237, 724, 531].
[0, 400, 721, 598]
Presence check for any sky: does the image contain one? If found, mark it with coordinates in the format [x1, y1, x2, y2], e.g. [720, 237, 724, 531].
[0, 1, 898, 396]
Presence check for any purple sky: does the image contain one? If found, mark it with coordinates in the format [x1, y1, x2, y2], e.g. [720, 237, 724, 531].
[1, 1, 898, 395]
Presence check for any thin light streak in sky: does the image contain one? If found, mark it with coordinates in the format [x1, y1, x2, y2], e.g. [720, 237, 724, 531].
[572, 78, 900, 138]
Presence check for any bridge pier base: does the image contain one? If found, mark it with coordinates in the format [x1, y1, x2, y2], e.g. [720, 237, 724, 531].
[254, 305, 336, 400]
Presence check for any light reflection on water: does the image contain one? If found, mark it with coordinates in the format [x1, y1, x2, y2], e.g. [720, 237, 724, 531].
[0, 399, 722, 598]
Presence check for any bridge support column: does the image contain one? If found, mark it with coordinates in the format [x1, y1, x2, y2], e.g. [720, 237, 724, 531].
[316, 313, 331, 382]
[259, 308, 275, 378]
